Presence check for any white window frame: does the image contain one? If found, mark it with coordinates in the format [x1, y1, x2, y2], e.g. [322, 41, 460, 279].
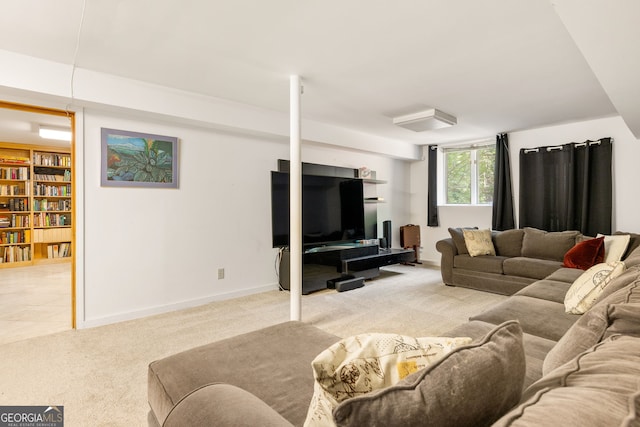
[439, 142, 494, 206]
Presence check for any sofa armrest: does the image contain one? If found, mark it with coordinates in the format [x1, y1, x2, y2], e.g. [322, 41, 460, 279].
[162, 383, 295, 427]
[435, 238, 457, 285]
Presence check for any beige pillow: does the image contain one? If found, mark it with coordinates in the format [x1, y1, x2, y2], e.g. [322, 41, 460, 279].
[596, 233, 631, 262]
[463, 229, 496, 257]
[564, 261, 626, 314]
[303, 333, 472, 426]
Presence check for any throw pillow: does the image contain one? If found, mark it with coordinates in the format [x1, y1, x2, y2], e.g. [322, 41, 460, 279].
[463, 229, 496, 257]
[564, 261, 626, 314]
[562, 236, 605, 270]
[596, 233, 631, 262]
[448, 227, 478, 255]
[303, 333, 472, 427]
[332, 321, 525, 427]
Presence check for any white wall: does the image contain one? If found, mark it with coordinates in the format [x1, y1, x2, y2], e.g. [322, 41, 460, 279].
[80, 109, 410, 327]
[410, 115, 640, 265]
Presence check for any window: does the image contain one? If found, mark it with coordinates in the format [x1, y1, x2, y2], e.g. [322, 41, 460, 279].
[443, 144, 495, 205]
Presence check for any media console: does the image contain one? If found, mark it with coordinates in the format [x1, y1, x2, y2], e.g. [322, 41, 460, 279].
[279, 244, 415, 294]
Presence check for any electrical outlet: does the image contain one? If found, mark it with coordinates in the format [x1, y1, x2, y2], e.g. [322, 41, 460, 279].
[217, 268, 225, 280]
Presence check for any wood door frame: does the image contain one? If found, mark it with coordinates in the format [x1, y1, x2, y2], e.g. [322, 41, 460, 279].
[0, 100, 76, 328]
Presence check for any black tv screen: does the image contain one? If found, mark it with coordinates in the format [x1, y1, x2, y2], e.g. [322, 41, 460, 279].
[271, 171, 365, 248]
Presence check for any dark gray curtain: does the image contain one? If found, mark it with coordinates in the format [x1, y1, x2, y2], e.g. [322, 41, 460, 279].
[492, 133, 515, 231]
[427, 145, 439, 227]
[519, 137, 612, 236]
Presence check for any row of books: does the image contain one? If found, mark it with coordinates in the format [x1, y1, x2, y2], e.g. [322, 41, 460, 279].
[0, 230, 30, 244]
[0, 214, 30, 228]
[34, 153, 71, 167]
[0, 155, 29, 165]
[32, 227, 71, 243]
[0, 198, 28, 211]
[0, 167, 29, 180]
[33, 212, 70, 227]
[0, 184, 27, 196]
[33, 171, 71, 182]
[47, 243, 71, 259]
[0, 245, 31, 263]
[33, 199, 71, 212]
[33, 183, 71, 197]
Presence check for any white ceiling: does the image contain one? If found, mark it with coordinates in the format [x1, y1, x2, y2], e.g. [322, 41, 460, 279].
[0, 0, 638, 147]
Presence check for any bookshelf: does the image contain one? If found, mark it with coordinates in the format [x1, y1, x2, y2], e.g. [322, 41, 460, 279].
[0, 143, 72, 268]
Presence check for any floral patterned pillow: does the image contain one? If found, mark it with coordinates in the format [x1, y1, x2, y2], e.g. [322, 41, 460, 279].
[463, 229, 496, 257]
[303, 333, 471, 426]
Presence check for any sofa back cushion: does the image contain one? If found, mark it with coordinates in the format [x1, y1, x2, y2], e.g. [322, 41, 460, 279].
[521, 228, 581, 262]
[616, 231, 640, 260]
[495, 335, 640, 427]
[493, 229, 524, 257]
[544, 276, 640, 375]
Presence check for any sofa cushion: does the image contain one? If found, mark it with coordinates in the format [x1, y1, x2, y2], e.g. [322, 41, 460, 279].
[615, 231, 640, 260]
[543, 302, 640, 375]
[470, 295, 579, 341]
[597, 233, 631, 262]
[515, 279, 572, 304]
[521, 227, 580, 262]
[147, 321, 339, 427]
[332, 321, 525, 427]
[463, 229, 496, 257]
[304, 333, 471, 426]
[454, 254, 507, 275]
[163, 383, 295, 427]
[621, 242, 640, 268]
[494, 335, 640, 427]
[562, 236, 604, 270]
[544, 267, 583, 284]
[493, 229, 524, 257]
[502, 257, 564, 280]
[564, 261, 626, 314]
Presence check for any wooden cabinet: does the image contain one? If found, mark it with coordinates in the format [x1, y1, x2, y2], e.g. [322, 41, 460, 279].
[0, 143, 72, 268]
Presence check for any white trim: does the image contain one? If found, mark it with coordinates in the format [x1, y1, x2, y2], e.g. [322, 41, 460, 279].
[77, 283, 278, 329]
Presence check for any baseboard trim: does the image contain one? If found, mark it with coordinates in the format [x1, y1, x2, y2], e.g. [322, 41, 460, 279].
[78, 283, 279, 329]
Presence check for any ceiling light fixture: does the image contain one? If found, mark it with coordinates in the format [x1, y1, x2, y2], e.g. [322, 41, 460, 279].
[39, 125, 72, 142]
[393, 108, 457, 132]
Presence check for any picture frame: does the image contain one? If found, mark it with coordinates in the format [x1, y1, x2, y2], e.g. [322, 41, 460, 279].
[101, 128, 179, 188]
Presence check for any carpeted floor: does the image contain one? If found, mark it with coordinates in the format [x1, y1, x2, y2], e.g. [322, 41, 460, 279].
[0, 264, 507, 427]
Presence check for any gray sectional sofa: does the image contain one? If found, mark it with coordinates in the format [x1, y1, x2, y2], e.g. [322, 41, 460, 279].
[436, 227, 640, 295]
[148, 233, 640, 427]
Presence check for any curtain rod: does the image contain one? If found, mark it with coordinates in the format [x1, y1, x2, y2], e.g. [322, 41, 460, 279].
[522, 137, 612, 154]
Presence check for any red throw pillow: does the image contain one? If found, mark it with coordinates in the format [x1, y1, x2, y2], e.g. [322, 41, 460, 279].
[563, 236, 605, 270]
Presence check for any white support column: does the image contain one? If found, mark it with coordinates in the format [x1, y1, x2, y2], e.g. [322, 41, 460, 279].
[290, 75, 302, 321]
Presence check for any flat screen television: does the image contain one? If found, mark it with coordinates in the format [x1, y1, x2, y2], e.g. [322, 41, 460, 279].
[271, 171, 365, 248]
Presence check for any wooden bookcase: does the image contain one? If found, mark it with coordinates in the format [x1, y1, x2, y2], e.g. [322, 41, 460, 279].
[0, 142, 72, 268]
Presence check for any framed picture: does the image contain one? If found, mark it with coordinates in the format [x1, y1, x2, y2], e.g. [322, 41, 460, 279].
[101, 128, 179, 188]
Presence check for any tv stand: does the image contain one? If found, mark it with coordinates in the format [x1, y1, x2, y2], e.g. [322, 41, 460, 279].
[279, 244, 415, 294]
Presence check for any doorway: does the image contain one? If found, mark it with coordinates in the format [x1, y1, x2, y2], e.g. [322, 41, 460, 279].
[0, 100, 75, 344]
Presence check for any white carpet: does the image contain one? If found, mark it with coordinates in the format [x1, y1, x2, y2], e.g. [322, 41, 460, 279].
[0, 264, 506, 427]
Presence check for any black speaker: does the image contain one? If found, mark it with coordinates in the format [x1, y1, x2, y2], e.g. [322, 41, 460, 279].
[382, 220, 392, 249]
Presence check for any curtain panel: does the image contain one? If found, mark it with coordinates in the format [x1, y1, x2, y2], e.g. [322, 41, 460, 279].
[492, 133, 515, 231]
[519, 137, 612, 236]
[427, 145, 439, 227]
